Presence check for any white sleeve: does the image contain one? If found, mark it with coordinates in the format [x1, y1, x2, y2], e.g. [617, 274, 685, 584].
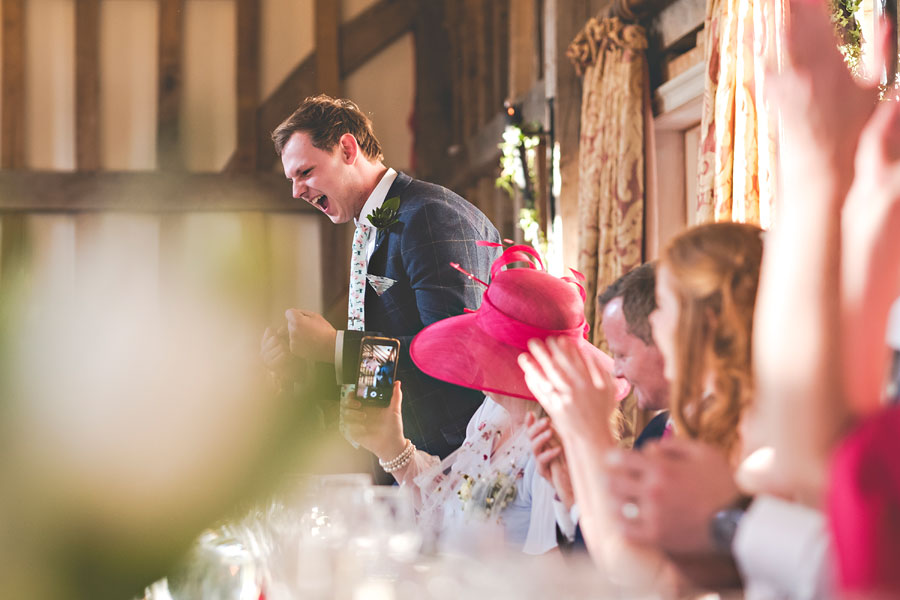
[554, 501, 579, 541]
[522, 457, 560, 555]
[733, 495, 834, 600]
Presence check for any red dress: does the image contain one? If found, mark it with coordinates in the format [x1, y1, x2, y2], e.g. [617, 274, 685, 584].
[828, 404, 900, 593]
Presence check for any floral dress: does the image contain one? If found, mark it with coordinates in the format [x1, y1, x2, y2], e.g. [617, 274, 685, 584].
[393, 396, 558, 555]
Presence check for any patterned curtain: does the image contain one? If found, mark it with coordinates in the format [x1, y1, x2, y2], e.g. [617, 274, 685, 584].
[696, 0, 785, 227]
[568, 18, 649, 445]
[568, 17, 648, 341]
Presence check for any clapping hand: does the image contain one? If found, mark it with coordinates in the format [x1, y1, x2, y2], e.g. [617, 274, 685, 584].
[525, 412, 575, 510]
[606, 438, 740, 555]
[518, 337, 618, 448]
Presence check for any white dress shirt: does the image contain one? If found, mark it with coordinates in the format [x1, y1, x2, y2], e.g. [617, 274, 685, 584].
[334, 168, 399, 381]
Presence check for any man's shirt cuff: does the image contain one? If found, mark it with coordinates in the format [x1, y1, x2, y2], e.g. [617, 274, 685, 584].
[334, 330, 345, 384]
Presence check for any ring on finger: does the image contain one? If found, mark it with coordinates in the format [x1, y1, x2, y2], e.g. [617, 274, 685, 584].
[621, 501, 640, 521]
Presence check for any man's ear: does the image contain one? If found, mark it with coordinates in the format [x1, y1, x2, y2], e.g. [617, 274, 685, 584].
[338, 133, 359, 164]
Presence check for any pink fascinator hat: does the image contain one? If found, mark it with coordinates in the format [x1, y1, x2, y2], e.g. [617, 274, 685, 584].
[410, 243, 631, 402]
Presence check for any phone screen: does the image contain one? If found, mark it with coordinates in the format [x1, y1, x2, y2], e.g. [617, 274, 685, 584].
[356, 337, 400, 406]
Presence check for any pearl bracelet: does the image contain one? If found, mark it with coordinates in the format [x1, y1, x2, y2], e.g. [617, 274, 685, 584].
[379, 439, 416, 473]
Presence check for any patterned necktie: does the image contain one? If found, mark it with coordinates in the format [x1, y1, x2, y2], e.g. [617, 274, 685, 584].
[342, 222, 372, 447]
[347, 222, 373, 331]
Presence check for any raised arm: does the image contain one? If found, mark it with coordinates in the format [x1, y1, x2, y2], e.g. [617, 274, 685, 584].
[840, 98, 900, 415]
[751, 0, 879, 505]
[519, 338, 673, 585]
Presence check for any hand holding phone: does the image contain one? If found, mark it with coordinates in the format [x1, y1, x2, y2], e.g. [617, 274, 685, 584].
[356, 336, 401, 407]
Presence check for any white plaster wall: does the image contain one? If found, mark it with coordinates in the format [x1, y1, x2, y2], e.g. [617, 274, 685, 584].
[25, 0, 75, 170]
[266, 214, 322, 315]
[344, 33, 415, 173]
[260, 0, 314, 99]
[100, 0, 158, 170]
[25, 215, 77, 308]
[182, 0, 236, 171]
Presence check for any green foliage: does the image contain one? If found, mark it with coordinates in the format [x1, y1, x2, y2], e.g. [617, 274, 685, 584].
[495, 124, 541, 207]
[831, 0, 863, 75]
[367, 196, 401, 229]
[519, 207, 548, 257]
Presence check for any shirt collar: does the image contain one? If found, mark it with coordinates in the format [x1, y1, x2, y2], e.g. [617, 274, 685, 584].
[356, 168, 398, 228]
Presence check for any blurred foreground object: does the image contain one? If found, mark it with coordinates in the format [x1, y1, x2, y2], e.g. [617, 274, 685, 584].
[0, 242, 322, 599]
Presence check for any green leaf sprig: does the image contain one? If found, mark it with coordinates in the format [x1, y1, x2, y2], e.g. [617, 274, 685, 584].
[367, 196, 401, 229]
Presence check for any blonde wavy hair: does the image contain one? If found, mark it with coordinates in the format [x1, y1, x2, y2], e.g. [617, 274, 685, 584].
[661, 222, 763, 460]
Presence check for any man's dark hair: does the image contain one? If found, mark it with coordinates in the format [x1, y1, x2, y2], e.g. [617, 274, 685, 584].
[597, 262, 657, 345]
[272, 94, 384, 160]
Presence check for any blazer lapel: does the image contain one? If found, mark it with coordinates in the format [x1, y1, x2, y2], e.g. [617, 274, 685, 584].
[372, 227, 388, 256]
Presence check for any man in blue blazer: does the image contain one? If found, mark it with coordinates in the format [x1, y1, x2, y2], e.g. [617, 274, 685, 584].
[261, 95, 500, 461]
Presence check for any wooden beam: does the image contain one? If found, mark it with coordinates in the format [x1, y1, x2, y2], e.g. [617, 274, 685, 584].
[447, 80, 547, 192]
[1, 0, 26, 169]
[465, 0, 488, 131]
[445, 0, 463, 147]
[230, 0, 418, 172]
[556, 0, 591, 271]
[509, 0, 539, 100]
[340, 0, 417, 76]
[413, 0, 453, 183]
[459, 1, 475, 138]
[233, 0, 261, 171]
[157, 0, 185, 171]
[492, 0, 510, 107]
[314, 0, 344, 324]
[75, 0, 101, 171]
[0, 172, 313, 213]
[315, 0, 341, 96]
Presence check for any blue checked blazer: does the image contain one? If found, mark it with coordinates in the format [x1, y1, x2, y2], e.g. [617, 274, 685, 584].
[342, 172, 501, 459]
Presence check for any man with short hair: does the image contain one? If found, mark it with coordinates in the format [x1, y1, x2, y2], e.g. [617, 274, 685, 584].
[261, 95, 500, 461]
[529, 263, 672, 548]
[598, 262, 670, 447]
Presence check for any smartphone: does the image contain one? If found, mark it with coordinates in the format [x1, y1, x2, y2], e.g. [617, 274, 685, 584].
[356, 336, 401, 407]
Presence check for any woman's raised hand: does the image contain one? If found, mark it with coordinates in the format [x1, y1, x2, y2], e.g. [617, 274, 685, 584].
[518, 337, 618, 447]
[340, 380, 408, 462]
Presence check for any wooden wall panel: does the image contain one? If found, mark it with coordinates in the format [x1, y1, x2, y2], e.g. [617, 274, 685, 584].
[458, 1, 475, 138]
[492, 0, 510, 108]
[464, 0, 488, 130]
[157, 0, 185, 170]
[1, 0, 26, 169]
[445, 0, 463, 148]
[75, 0, 100, 171]
[234, 0, 261, 171]
[413, 0, 453, 182]
[314, 0, 341, 96]
[0, 172, 304, 212]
